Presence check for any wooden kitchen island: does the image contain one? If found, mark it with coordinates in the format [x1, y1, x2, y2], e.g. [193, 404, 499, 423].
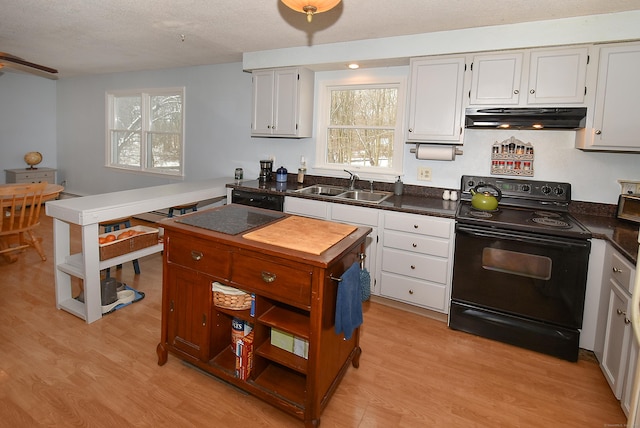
[156, 204, 371, 427]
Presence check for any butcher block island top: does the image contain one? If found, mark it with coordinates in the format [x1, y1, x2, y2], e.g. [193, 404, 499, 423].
[157, 204, 371, 427]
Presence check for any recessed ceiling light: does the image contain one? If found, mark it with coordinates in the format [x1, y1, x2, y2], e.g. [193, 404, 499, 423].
[347, 63, 359, 69]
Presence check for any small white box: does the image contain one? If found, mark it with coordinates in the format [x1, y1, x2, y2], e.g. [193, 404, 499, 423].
[293, 336, 309, 359]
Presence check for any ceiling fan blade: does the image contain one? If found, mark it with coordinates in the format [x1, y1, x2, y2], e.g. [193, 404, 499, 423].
[0, 53, 58, 74]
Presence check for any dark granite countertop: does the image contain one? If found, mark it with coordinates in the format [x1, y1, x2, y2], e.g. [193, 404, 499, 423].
[227, 177, 639, 265]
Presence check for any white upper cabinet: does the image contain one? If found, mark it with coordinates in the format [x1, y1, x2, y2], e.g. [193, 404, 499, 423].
[527, 47, 589, 104]
[469, 47, 589, 106]
[469, 52, 524, 105]
[576, 42, 640, 151]
[251, 67, 314, 138]
[407, 55, 466, 143]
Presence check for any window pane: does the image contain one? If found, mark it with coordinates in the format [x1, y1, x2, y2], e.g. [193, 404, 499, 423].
[114, 96, 142, 130]
[150, 95, 182, 132]
[148, 132, 182, 173]
[327, 128, 394, 167]
[112, 130, 141, 166]
[330, 88, 397, 126]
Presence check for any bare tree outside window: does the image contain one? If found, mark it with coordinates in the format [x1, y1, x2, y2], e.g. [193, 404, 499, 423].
[317, 76, 405, 178]
[327, 88, 397, 168]
[107, 88, 184, 176]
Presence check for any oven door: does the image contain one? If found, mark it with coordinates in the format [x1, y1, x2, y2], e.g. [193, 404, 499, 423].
[451, 223, 591, 329]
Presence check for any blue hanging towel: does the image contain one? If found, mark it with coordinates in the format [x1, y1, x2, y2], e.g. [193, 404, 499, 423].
[334, 262, 363, 340]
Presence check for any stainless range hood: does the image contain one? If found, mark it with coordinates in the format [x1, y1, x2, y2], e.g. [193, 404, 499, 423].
[465, 107, 587, 130]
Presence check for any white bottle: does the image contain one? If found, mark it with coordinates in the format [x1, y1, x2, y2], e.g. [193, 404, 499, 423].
[450, 191, 458, 201]
[442, 190, 450, 200]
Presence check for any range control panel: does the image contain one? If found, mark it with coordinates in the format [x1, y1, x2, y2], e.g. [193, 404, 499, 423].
[460, 175, 572, 205]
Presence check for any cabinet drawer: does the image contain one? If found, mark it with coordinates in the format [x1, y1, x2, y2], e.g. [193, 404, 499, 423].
[381, 248, 448, 284]
[384, 211, 451, 238]
[167, 234, 231, 279]
[383, 230, 449, 257]
[611, 251, 636, 293]
[285, 197, 329, 219]
[380, 271, 447, 312]
[332, 204, 379, 227]
[231, 253, 312, 308]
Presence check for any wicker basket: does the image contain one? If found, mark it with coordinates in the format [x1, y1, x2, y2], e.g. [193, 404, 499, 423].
[99, 225, 159, 261]
[213, 282, 252, 310]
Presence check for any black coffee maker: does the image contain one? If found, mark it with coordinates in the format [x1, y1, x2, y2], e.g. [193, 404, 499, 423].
[259, 160, 273, 182]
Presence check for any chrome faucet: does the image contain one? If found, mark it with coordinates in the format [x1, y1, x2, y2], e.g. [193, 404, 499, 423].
[344, 169, 360, 190]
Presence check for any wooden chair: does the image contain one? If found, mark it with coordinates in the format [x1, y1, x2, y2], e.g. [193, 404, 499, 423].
[0, 182, 47, 262]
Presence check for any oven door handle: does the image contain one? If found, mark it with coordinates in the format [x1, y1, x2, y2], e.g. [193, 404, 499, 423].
[456, 223, 590, 249]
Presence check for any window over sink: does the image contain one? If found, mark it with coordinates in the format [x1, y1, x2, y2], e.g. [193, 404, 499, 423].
[315, 73, 406, 179]
[106, 88, 185, 177]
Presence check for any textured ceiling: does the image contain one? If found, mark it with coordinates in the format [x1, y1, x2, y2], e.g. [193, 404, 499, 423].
[1, 0, 640, 78]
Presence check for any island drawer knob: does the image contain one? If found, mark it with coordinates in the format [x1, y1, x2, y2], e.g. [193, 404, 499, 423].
[261, 271, 277, 283]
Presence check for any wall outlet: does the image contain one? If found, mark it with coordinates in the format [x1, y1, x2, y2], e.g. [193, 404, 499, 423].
[417, 167, 432, 181]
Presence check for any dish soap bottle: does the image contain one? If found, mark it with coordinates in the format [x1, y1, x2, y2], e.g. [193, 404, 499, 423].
[394, 176, 404, 196]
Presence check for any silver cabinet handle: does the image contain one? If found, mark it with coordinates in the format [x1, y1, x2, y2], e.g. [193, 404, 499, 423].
[412, 243, 417, 248]
[617, 308, 626, 316]
[191, 250, 203, 261]
[625, 317, 632, 325]
[613, 267, 622, 273]
[514, 89, 519, 94]
[529, 89, 535, 94]
[409, 289, 414, 295]
[410, 265, 416, 270]
[595, 129, 602, 135]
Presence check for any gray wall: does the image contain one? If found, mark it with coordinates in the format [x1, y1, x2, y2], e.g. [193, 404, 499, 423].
[0, 72, 57, 179]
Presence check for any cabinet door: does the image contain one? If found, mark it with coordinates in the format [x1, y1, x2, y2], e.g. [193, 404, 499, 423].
[623, 336, 639, 416]
[578, 42, 640, 151]
[527, 47, 588, 104]
[601, 280, 632, 399]
[166, 265, 211, 361]
[407, 56, 466, 142]
[469, 52, 523, 105]
[252, 70, 276, 135]
[272, 68, 299, 136]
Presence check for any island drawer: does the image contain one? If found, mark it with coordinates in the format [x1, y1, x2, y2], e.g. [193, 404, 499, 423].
[166, 234, 231, 279]
[231, 253, 312, 309]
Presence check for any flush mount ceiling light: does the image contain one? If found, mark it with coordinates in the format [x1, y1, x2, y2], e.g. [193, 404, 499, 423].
[281, 0, 342, 23]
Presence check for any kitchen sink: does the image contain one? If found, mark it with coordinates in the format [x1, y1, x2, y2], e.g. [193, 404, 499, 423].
[296, 185, 346, 196]
[337, 190, 392, 203]
[296, 185, 392, 204]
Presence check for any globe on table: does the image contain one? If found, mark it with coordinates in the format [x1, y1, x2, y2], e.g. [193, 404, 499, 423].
[24, 151, 43, 169]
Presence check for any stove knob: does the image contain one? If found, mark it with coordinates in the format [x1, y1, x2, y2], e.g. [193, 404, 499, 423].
[541, 185, 552, 194]
[466, 180, 475, 188]
[554, 187, 564, 196]
[521, 184, 530, 192]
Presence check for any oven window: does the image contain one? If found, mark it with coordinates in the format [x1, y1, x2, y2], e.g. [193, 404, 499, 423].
[482, 248, 552, 280]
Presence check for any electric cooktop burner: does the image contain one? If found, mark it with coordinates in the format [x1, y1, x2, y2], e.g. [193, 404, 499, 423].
[530, 217, 571, 228]
[469, 210, 494, 218]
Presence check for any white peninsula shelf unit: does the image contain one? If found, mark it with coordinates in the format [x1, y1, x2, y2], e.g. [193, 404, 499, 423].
[45, 177, 232, 324]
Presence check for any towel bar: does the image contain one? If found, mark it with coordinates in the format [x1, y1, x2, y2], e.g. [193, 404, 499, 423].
[330, 253, 366, 283]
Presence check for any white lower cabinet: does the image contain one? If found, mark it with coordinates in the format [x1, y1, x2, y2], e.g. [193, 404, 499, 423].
[379, 211, 454, 313]
[598, 243, 637, 414]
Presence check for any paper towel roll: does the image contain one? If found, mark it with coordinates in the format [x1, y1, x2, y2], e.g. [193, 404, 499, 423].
[414, 144, 462, 161]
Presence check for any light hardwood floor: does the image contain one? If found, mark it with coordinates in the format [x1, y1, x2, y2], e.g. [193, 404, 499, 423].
[0, 213, 627, 427]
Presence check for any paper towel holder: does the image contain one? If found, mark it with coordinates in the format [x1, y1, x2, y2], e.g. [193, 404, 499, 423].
[409, 144, 463, 161]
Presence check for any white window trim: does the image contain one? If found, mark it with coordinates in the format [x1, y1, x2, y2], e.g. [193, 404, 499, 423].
[105, 87, 185, 178]
[314, 74, 407, 182]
